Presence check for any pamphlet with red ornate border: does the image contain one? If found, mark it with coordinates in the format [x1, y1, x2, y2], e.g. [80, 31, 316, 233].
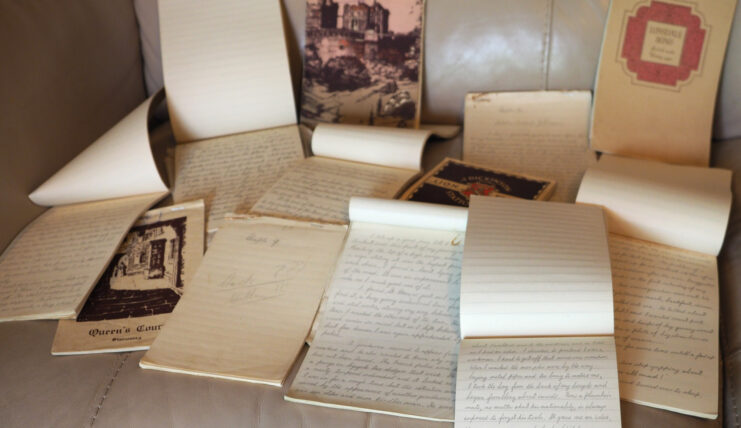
[591, 0, 737, 166]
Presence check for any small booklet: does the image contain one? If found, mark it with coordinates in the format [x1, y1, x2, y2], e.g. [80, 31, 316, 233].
[287, 197, 467, 421]
[456, 197, 622, 427]
[591, 0, 738, 166]
[399, 157, 555, 206]
[300, 0, 424, 128]
[577, 154, 733, 418]
[0, 94, 169, 322]
[159, 0, 305, 231]
[462, 90, 595, 202]
[139, 216, 347, 386]
[51, 201, 205, 355]
[250, 123, 433, 224]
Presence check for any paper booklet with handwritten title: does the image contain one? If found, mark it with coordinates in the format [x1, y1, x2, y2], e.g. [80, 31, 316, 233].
[286, 197, 466, 421]
[250, 124, 433, 224]
[456, 197, 622, 428]
[139, 215, 347, 386]
[0, 94, 169, 322]
[51, 201, 205, 355]
[591, 0, 737, 166]
[577, 154, 733, 419]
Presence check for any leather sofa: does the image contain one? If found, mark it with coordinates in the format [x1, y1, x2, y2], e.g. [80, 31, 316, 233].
[1, 1, 740, 427]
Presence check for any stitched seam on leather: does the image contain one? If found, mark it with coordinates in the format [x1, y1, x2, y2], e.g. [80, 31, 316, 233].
[541, 0, 554, 89]
[89, 353, 129, 427]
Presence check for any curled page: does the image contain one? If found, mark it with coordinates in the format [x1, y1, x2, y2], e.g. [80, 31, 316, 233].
[29, 93, 168, 206]
[576, 154, 732, 255]
[311, 123, 431, 170]
[159, 0, 296, 142]
[349, 197, 468, 231]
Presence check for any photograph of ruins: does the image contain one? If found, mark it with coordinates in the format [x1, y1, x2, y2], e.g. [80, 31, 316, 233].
[301, 0, 423, 128]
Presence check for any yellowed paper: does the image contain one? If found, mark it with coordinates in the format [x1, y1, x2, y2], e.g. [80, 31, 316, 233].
[159, 0, 296, 142]
[460, 197, 614, 338]
[171, 125, 304, 231]
[456, 337, 622, 427]
[462, 91, 596, 202]
[51, 201, 205, 354]
[576, 154, 732, 256]
[609, 234, 719, 419]
[287, 199, 465, 421]
[0, 193, 165, 322]
[140, 216, 347, 386]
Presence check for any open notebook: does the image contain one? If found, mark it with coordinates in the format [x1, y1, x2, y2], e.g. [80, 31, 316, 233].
[250, 124, 432, 224]
[456, 197, 622, 427]
[139, 216, 347, 386]
[159, 0, 305, 232]
[0, 94, 169, 322]
[286, 198, 467, 421]
[51, 201, 205, 355]
[577, 154, 733, 419]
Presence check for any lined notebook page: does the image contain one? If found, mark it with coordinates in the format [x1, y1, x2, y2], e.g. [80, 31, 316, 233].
[462, 91, 596, 202]
[172, 125, 304, 231]
[0, 193, 164, 321]
[461, 197, 613, 338]
[159, 0, 296, 142]
[140, 217, 347, 386]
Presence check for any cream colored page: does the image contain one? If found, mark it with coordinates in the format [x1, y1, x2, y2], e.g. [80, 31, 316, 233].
[140, 217, 347, 386]
[51, 200, 205, 355]
[462, 91, 596, 202]
[311, 124, 431, 170]
[576, 154, 732, 256]
[609, 234, 719, 418]
[461, 197, 613, 338]
[0, 193, 164, 322]
[159, 0, 296, 142]
[456, 337, 621, 427]
[30, 94, 167, 206]
[349, 197, 468, 231]
[250, 157, 417, 224]
[172, 125, 304, 231]
[288, 222, 464, 421]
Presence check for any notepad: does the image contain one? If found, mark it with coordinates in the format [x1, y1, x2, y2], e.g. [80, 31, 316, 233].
[286, 198, 467, 421]
[577, 154, 733, 419]
[0, 94, 168, 322]
[456, 197, 622, 427]
[139, 216, 347, 386]
[250, 124, 433, 224]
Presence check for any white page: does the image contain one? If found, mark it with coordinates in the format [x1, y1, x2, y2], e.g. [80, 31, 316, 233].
[462, 91, 596, 203]
[576, 154, 733, 256]
[461, 197, 613, 338]
[159, 0, 296, 142]
[29, 94, 167, 206]
[287, 200, 465, 421]
[609, 234, 719, 418]
[171, 125, 304, 231]
[311, 124, 431, 170]
[456, 337, 621, 427]
[349, 197, 468, 231]
[140, 216, 347, 386]
[250, 157, 418, 224]
[0, 193, 165, 321]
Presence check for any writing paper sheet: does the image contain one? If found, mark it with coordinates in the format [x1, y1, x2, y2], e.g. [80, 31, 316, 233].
[51, 200, 205, 354]
[250, 157, 418, 224]
[172, 125, 304, 231]
[609, 234, 719, 418]
[0, 193, 165, 321]
[287, 199, 466, 421]
[159, 0, 296, 142]
[460, 197, 614, 338]
[462, 91, 596, 203]
[456, 337, 621, 427]
[140, 216, 347, 386]
[29, 94, 167, 206]
[576, 154, 733, 256]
